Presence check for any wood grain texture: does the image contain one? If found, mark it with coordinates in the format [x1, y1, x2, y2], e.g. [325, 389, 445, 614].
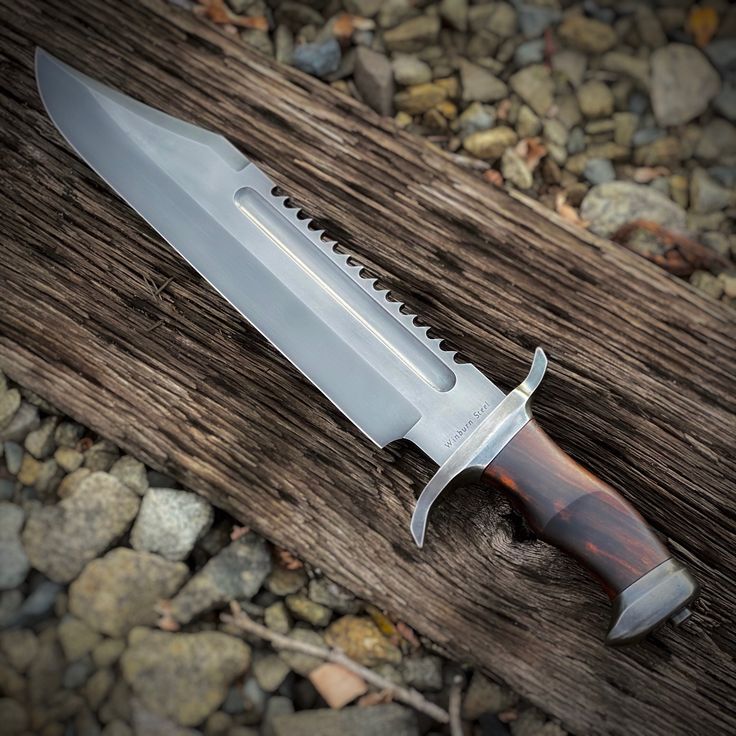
[0, 1, 735, 733]
[483, 420, 671, 598]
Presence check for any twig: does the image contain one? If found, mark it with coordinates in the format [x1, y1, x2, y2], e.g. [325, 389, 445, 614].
[449, 673, 464, 736]
[222, 602, 450, 724]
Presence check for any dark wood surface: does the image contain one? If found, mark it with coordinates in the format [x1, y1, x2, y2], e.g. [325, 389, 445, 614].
[1, 1, 735, 733]
[483, 420, 671, 599]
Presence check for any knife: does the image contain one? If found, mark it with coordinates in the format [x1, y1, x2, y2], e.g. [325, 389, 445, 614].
[34, 48, 698, 645]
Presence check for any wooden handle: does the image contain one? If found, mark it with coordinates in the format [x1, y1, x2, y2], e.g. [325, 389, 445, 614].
[483, 420, 698, 645]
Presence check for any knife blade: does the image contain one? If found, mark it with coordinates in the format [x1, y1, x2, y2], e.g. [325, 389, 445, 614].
[35, 48, 698, 645]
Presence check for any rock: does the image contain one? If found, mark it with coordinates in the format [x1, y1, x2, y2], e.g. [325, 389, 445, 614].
[54, 421, 84, 448]
[3, 442, 22, 474]
[0, 697, 28, 735]
[460, 61, 507, 103]
[109, 456, 148, 496]
[21, 472, 140, 583]
[1, 402, 39, 443]
[558, 14, 617, 54]
[130, 697, 200, 736]
[0, 629, 38, 672]
[279, 628, 326, 675]
[463, 126, 518, 160]
[130, 488, 213, 562]
[600, 52, 649, 90]
[468, 2, 516, 37]
[70, 548, 189, 636]
[263, 696, 294, 736]
[55, 446, 83, 472]
[58, 615, 102, 661]
[354, 47, 393, 116]
[274, 25, 293, 65]
[63, 654, 94, 689]
[0, 502, 29, 589]
[583, 158, 615, 185]
[285, 594, 332, 626]
[518, 3, 561, 38]
[85, 667, 115, 710]
[103, 721, 133, 736]
[383, 16, 440, 53]
[514, 38, 545, 67]
[84, 440, 119, 471]
[651, 44, 721, 127]
[516, 104, 541, 137]
[439, 0, 467, 32]
[253, 654, 291, 692]
[455, 101, 495, 135]
[401, 655, 443, 691]
[345, 0, 383, 16]
[501, 148, 533, 189]
[324, 615, 401, 666]
[292, 38, 341, 79]
[3, 579, 62, 629]
[719, 273, 736, 300]
[690, 168, 734, 214]
[92, 638, 126, 669]
[463, 671, 517, 719]
[580, 181, 687, 237]
[695, 118, 736, 161]
[394, 83, 447, 114]
[24, 417, 57, 459]
[57, 467, 92, 498]
[391, 55, 432, 86]
[308, 577, 359, 614]
[0, 389, 21, 431]
[27, 633, 64, 705]
[613, 112, 638, 147]
[169, 533, 271, 624]
[577, 80, 614, 119]
[705, 38, 736, 76]
[635, 5, 666, 49]
[121, 629, 250, 727]
[16, 453, 39, 485]
[509, 64, 554, 116]
[689, 271, 723, 299]
[266, 565, 307, 596]
[511, 707, 565, 736]
[264, 601, 291, 634]
[552, 49, 587, 88]
[271, 704, 418, 736]
[634, 136, 683, 166]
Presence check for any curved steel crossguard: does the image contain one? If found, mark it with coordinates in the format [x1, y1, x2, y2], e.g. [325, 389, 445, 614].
[410, 348, 548, 547]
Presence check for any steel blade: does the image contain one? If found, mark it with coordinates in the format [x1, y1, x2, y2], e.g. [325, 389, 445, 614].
[36, 49, 505, 464]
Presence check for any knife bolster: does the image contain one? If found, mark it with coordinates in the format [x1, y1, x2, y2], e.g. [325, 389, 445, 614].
[482, 420, 699, 645]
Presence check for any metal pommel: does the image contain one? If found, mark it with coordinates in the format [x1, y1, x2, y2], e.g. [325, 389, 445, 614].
[410, 348, 548, 547]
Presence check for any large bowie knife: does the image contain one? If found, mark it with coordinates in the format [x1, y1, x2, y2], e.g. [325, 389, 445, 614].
[35, 48, 699, 645]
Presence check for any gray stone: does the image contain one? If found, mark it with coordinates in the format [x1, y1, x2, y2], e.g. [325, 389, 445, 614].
[92, 638, 126, 669]
[241, 29, 273, 57]
[391, 55, 432, 86]
[583, 158, 616, 185]
[543, 119, 568, 148]
[516, 104, 541, 138]
[274, 25, 293, 65]
[54, 421, 84, 448]
[253, 654, 291, 692]
[70, 548, 189, 636]
[130, 488, 213, 561]
[600, 52, 649, 90]
[0, 477, 13, 500]
[169, 533, 271, 624]
[501, 148, 533, 189]
[58, 615, 102, 661]
[4, 442, 22, 474]
[651, 44, 721, 127]
[22, 472, 140, 583]
[263, 696, 295, 736]
[517, 3, 560, 38]
[84, 440, 119, 471]
[2, 579, 62, 629]
[0, 628, 38, 672]
[690, 168, 734, 214]
[0, 590, 22, 628]
[510, 64, 554, 116]
[401, 655, 443, 691]
[354, 47, 394, 116]
[24, 417, 57, 459]
[345, 0, 383, 17]
[558, 14, 617, 54]
[690, 270, 724, 299]
[285, 593, 332, 626]
[460, 61, 507, 103]
[0, 697, 28, 735]
[455, 101, 495, 136]
[264, 601, 291, 634]
[122, 629, 251, 727]
[102, 720, 133, 736]
[109, 456, 148, 496]
[463, 670, 517, 719]
[0, 389, 21, 431]
[635, 4, 666, 48]
[266, 565, 307, 596]
[63, 654, 94, 689]
[27, 633, 64, 705]
[130, 698, 201, 736]
[278, 628, 326, 675]
[271, 704, 418, 736]
[468, 2, 516, 37]
[308, 577, 359, 614]
[511, 707, 566, 736]
[552, 49, 586, 88]
[383, 15, 440, 53]
[379, 0, 418, 30]
[85, 667, 115, 710]
[55, 446, 84, 472]
[580, 181, 687, 238]
[577, 80, 614, 119]
[439, 0, 467, 32]
[0, 402, 39, 442]
[514, 39, 545, 67]
[695, 118, 736, 162]
[714, 82, 736, 123]
[0, 502, 29, 589]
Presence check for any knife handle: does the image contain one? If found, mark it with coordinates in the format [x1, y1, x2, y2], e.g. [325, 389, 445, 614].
[482, 420, 699, 645]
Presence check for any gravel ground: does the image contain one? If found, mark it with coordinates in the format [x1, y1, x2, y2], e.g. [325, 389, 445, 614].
[184, 0, 735, 303]
[0, 370, 567, 735]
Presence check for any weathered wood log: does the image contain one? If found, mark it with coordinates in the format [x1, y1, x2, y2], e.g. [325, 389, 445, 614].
[0, 1, 734, 733]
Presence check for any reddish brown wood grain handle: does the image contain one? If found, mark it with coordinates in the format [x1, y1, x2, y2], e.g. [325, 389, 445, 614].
[483, 420, 699, 645]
